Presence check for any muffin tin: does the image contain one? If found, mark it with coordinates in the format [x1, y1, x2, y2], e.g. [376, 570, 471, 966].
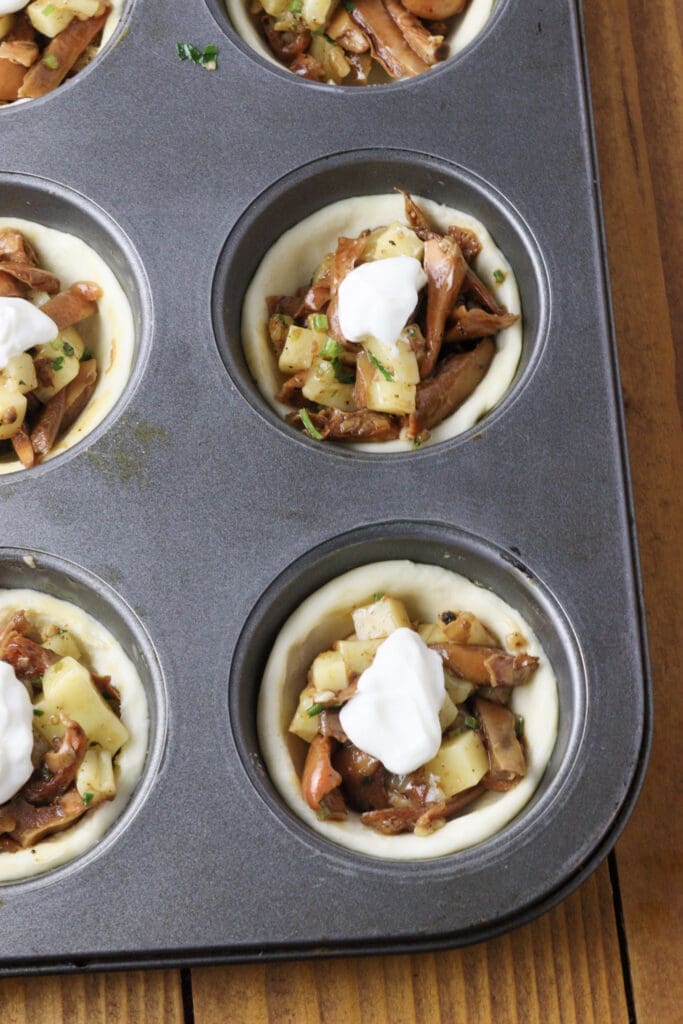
[0, 0, 651, 973]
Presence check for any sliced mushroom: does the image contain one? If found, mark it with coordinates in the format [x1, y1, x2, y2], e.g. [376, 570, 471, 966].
[22, 718, 88, 805]
[39, 281, 102, 330]
[350, 0, 430, 78]
[19, 9, 110, 99]
[421, 235, 468, 378]
[412, 337, 494, 432]
[430, 642, 539, 687]
[475, 698, 526, 788]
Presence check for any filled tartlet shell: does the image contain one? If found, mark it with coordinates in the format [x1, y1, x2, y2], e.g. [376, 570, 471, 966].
[242, 193, 521, 452]
[258, 560, 558, 860]
[0, 588, 147, 883]
[0, 217, 134, 475]
[225, 0, 495, 82]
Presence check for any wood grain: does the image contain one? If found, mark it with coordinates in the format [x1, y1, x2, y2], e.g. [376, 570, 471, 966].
[0, 970, 184, 1023]
[583, 2, 683, 1023]
[190, 863, 629, 1024]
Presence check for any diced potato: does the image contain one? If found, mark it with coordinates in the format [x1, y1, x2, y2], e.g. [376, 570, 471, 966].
[33, 347, 80, 403]
[0, 387, 27, 441]
[76, 746, 116, 803]
[444, 672, 474, 705]
[34, 657, 129, 754]
[261, 0, 289, 12]
[425, 729, 489, 798]
[352, 596, 411, 641]
[364, 222, 424, 263]
[366, 377, 416, 415]
[26, 1, 74, 36]
[55, 326, 85, 361]
[440, 610, 499, 646]
[364, 337, 419, 386]
[54, 0, 102, 17]
[302, 358, 355, 410]
[334, 637, 382, 675]
[288, 686, 321, 743]
[1, 353, 38, 395]
[0, 13, 15, 40]
[278, 326, 326, 374]
[439, 692, 458, 731]
[42, 629, 82, 661]
[309, 34, 351, 82]
[309, 650, 348, 694]
[417, 623, 448, 644]
[302, 0, 335, 30]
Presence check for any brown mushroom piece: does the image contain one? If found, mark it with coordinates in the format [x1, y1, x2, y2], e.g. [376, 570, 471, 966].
[475, 698, 527, 790]
[60, 359, 99, 433]
[445, 306, 519, 344]
[383, 0, 446, 65]
[350, 0, 430, 78]
[412, 337, 494, 432]
[430, 642, 539, 687]
[301, 734, 347, 818]
[18, 8, 110, 99]
[22, 719, 88, 805]
[333, 742, 388, 811]
[401, 0, 467, 16]
[6, 787, 90, 848]
[39, 281, 102, 330]
[1, 632, 59, 681]
[420, 235, 468, 378]
[30, 388, 66, 457]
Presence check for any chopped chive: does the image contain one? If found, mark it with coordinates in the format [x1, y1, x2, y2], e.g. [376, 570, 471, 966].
[299, 408, 323, 440]
[332, 358, 354, 384]
[412, 438, 422, 449]
[464, 715, 479, 730]
[321, 336, 343, 359]
[81, 791, 94, 805]
[33, 708, 44, 717]
[312, 313, 328, 331]
[81, 348, 93, 361]
[42, 53, 59, 70]
[50, 339, 61, 351]
[372, 592, 384, 602]
[289, 0, 303, 12]
[62, 342, 74, 357]
[43, 3, 54, 12]
[493, 269, 505, 284]
[344, 0, 355, 9]
[51, 356, 64, 372]
[368, 352, 393, 381]
[306, 702, 325, 718]
[176, 42, 217, 67]
[515, 715, 525, 739]
[317, 803, 331, 821]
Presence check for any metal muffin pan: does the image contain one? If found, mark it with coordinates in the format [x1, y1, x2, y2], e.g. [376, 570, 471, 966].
[0, 0, 651, 973]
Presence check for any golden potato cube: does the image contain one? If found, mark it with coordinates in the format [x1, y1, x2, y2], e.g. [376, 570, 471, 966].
[364, 337, 420, 385]
[364, 222, 424, 263]
[366, 377, 416, 415]
[439, 692, 458, 731]
[309, 650, 348, 694]
[261, 0, 289, 12]
[309, 34, 350, 81]
[425, 729, 489, 798]
[417, 623, 448, 644]
[444, 672, 474, 706]
[33, 347, 80, 403]
[26, 1, 74, 36]
[440, 610, 499, 646]
[42, 629, 82, 661]
[76, 746, 116, 803]
[56, 0, 104, 16]
[352, 596, 411, 640]
[302, 358, 355, 410]
[2, 353, 38, 394]
[334, 637, 382, 675]
[34, 657, 129, 755]
[56, 326, 85, 361]
[0, 388, 27, 441]
[288, 686, 321, 743]
[278, 326, 326, 374]
[302, 0, 335, 30]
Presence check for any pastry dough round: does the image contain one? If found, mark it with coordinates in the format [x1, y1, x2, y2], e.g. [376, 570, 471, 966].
[0, 589, 148, 883]
[0, 218, 135, 475]
[258, 561, 558, 860]
[242, 193, 521, 452]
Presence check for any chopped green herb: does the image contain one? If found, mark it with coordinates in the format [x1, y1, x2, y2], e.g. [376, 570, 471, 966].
[42, 53, 59, 70]
[412, 438, 422, 449]
[82, 791, 94, 806]
[50, 339, 61, 351]
[493, 269, 505, 284]
[372, 592, 384, 602]
[51, 356, 64, 372]
[43, 3, 54, 13]
[306, 702, 325, 718]
[317, 803, 331, 821]
[33, 708, 44, 717]
[311, 26, 325, 35]
[515, 715, 525, 739]
[276, 313, 288, 325]
[18, 380, 26, 386]
[289, 0, 303, 12]
[464, 715, 479, 730]
[332, 358, 354, 384]
[344, 0, 355, 9]
[81, 348, 93, 361]
[321, 336, 343, 359]
[368, 352, 393, 381]
[176, 42, 218, 68]
[62, 342, 74, 357]
[300, 408, 323, 440]
[312, 313, 328, 331]
[40, 764, 53, 781]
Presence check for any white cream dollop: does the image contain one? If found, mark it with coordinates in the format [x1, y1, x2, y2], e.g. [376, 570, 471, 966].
[337, 256, 427, 351]
[0, 1, 28, 14]
[339, 628, 445, 774]
[0, 297, 58, 371]
[0, 661, 34, 805]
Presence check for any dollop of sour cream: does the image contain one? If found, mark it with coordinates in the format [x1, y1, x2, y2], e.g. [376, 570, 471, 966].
[0, 1, 28, 14]
[339, 628, 445, 774]
[0, 297, 58, 371]
[0, 661, 34, 805]
[338, 256, 427, 351]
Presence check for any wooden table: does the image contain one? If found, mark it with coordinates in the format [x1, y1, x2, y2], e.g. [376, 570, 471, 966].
[1, 2, 680, 1020]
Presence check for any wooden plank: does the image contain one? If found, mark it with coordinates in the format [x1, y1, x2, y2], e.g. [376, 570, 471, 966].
[0, 970, 184, 1024]
[191, 863, 628, 1024]
[582, 2, 683, 1024]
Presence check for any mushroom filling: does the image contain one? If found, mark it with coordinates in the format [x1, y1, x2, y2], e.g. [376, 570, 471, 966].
[290, 594, 539, 836]
[0, 1, 116, 104]
[0, 609, 128, 852]
[265, 190, 519, 445]
[0, 227, 102, 469]
[248, 0, 474, 84]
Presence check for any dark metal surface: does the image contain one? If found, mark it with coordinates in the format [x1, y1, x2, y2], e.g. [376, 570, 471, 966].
[0, 0, 651, 972]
